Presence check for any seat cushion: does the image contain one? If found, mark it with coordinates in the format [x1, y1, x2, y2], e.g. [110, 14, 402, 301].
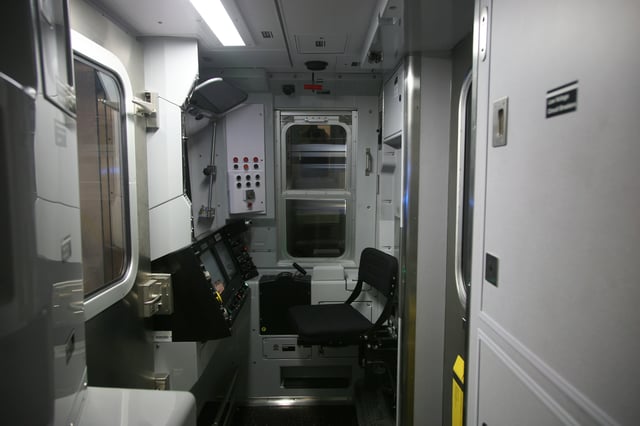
[289, 303, 373, 345]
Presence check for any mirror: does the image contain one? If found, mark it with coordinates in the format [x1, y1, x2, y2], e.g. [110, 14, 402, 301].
[184, 77, 248, 118]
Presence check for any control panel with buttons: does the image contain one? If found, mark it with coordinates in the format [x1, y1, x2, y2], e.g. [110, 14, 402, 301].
[226, 104, 266, 214]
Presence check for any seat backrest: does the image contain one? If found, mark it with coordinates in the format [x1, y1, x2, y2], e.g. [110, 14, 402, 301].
[342, 247, 398, 331]
[357, 247, 398, 298]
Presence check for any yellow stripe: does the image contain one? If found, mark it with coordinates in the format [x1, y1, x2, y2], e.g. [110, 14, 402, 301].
[452, 379, 464, 426]
[452, 355, 465, 426]
[453, 355, 465, 383]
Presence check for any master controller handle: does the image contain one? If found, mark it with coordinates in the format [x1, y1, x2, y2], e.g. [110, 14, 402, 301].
[292, 262, 307, 276]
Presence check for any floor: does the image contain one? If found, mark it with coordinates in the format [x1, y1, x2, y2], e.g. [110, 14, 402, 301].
[197, 342, 396, 426]
[228, 405, 359, 426]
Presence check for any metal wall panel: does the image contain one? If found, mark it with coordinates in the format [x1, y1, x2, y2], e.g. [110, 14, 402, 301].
[412, 56, 453, 426]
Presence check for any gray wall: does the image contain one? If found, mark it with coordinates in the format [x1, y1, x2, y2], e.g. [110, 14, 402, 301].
[412, 56, 453, 426]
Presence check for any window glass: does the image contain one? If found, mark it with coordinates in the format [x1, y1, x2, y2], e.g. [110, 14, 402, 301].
[286, 199, 346, 258]
[285, 124, 347, 190]
[279, 114, 354, 260]
[74, 58, 129, 297]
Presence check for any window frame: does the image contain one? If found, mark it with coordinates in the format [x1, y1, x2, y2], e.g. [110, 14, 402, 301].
[276, 111, 357, 265]
[71, 30, 139, 320]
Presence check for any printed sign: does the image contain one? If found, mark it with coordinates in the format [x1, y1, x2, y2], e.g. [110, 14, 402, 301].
[546, 81, 578, 118]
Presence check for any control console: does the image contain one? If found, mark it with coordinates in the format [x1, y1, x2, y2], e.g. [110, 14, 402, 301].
[151, 220, 257, 341]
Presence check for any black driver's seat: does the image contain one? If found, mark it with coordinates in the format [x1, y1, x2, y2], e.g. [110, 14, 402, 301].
[288, 248, 398, 346]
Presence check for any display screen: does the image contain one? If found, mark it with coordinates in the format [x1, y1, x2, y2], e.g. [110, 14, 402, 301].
[214, 241, 237, 280]
[199, 249, 226, 293]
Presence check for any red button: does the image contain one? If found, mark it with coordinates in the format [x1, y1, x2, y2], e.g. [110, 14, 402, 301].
[233, 157, 238, 163]
[253, 157, 259, 163]
[243, 156, 249, 163]
[243, 164, 249, 170]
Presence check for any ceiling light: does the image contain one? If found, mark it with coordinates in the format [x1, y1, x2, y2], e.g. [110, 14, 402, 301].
[190, 0, 245, 47]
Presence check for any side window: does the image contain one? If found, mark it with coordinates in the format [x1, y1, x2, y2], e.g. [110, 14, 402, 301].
[278, 113, 354, 260]
[74, 57, 130, 297]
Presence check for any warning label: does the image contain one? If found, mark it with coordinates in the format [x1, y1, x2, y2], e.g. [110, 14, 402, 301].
[546, 81, 578, 118]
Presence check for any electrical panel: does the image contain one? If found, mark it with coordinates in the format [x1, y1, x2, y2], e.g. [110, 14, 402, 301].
[226, 104, 266, 214]
[382, 63, 404, 141]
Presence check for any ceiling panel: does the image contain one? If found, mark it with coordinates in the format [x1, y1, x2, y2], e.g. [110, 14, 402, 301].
[201, 49, 291, 70]
[82, 0, 474, 76]
[279, 0, 378, 56]
[89, 0, 202, 37]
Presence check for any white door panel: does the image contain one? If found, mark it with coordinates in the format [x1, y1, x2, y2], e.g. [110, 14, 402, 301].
[469, 1, 640, 424]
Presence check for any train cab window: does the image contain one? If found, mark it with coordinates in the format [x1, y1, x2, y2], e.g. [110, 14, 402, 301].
[285, 124, 347, 189]
[278, 113, 354, 260]
[74, 57, 130, 297]
[286, 199, 347, 258]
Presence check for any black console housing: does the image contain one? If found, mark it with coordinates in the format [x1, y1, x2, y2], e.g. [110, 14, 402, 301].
[259, 273, 311, 335]
[151, 221, 257, 341]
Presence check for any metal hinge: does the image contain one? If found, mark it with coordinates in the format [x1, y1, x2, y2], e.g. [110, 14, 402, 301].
[154, 373, 171, 390]
[479, 7, 489, 61]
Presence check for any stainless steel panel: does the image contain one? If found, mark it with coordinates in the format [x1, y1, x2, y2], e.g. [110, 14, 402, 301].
[397, 54, 421, 426]
[0, 74, 54, 426]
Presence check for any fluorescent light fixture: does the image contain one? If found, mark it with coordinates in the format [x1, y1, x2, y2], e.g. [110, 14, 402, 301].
[190, 0, 246, 46]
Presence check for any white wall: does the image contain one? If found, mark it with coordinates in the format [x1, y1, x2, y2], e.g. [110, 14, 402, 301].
[187, 93, 380, 269]
[69, 0, 145, 89]
[274, 95, 380, 267]
[143, 38, 198, 259]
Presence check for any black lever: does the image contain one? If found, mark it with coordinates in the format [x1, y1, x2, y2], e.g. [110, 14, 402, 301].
[292, 262, 307, 276]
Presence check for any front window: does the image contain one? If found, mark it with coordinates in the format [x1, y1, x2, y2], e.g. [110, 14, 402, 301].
[285, 124, 347, 190]
[279, 113, 354, 260]
[286, 199, 347, 258]
[74, 57, 129, 297]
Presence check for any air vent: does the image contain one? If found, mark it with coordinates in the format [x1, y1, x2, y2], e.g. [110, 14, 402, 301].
[261, 31, 274, 39]
[315, 39, 326, 48]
